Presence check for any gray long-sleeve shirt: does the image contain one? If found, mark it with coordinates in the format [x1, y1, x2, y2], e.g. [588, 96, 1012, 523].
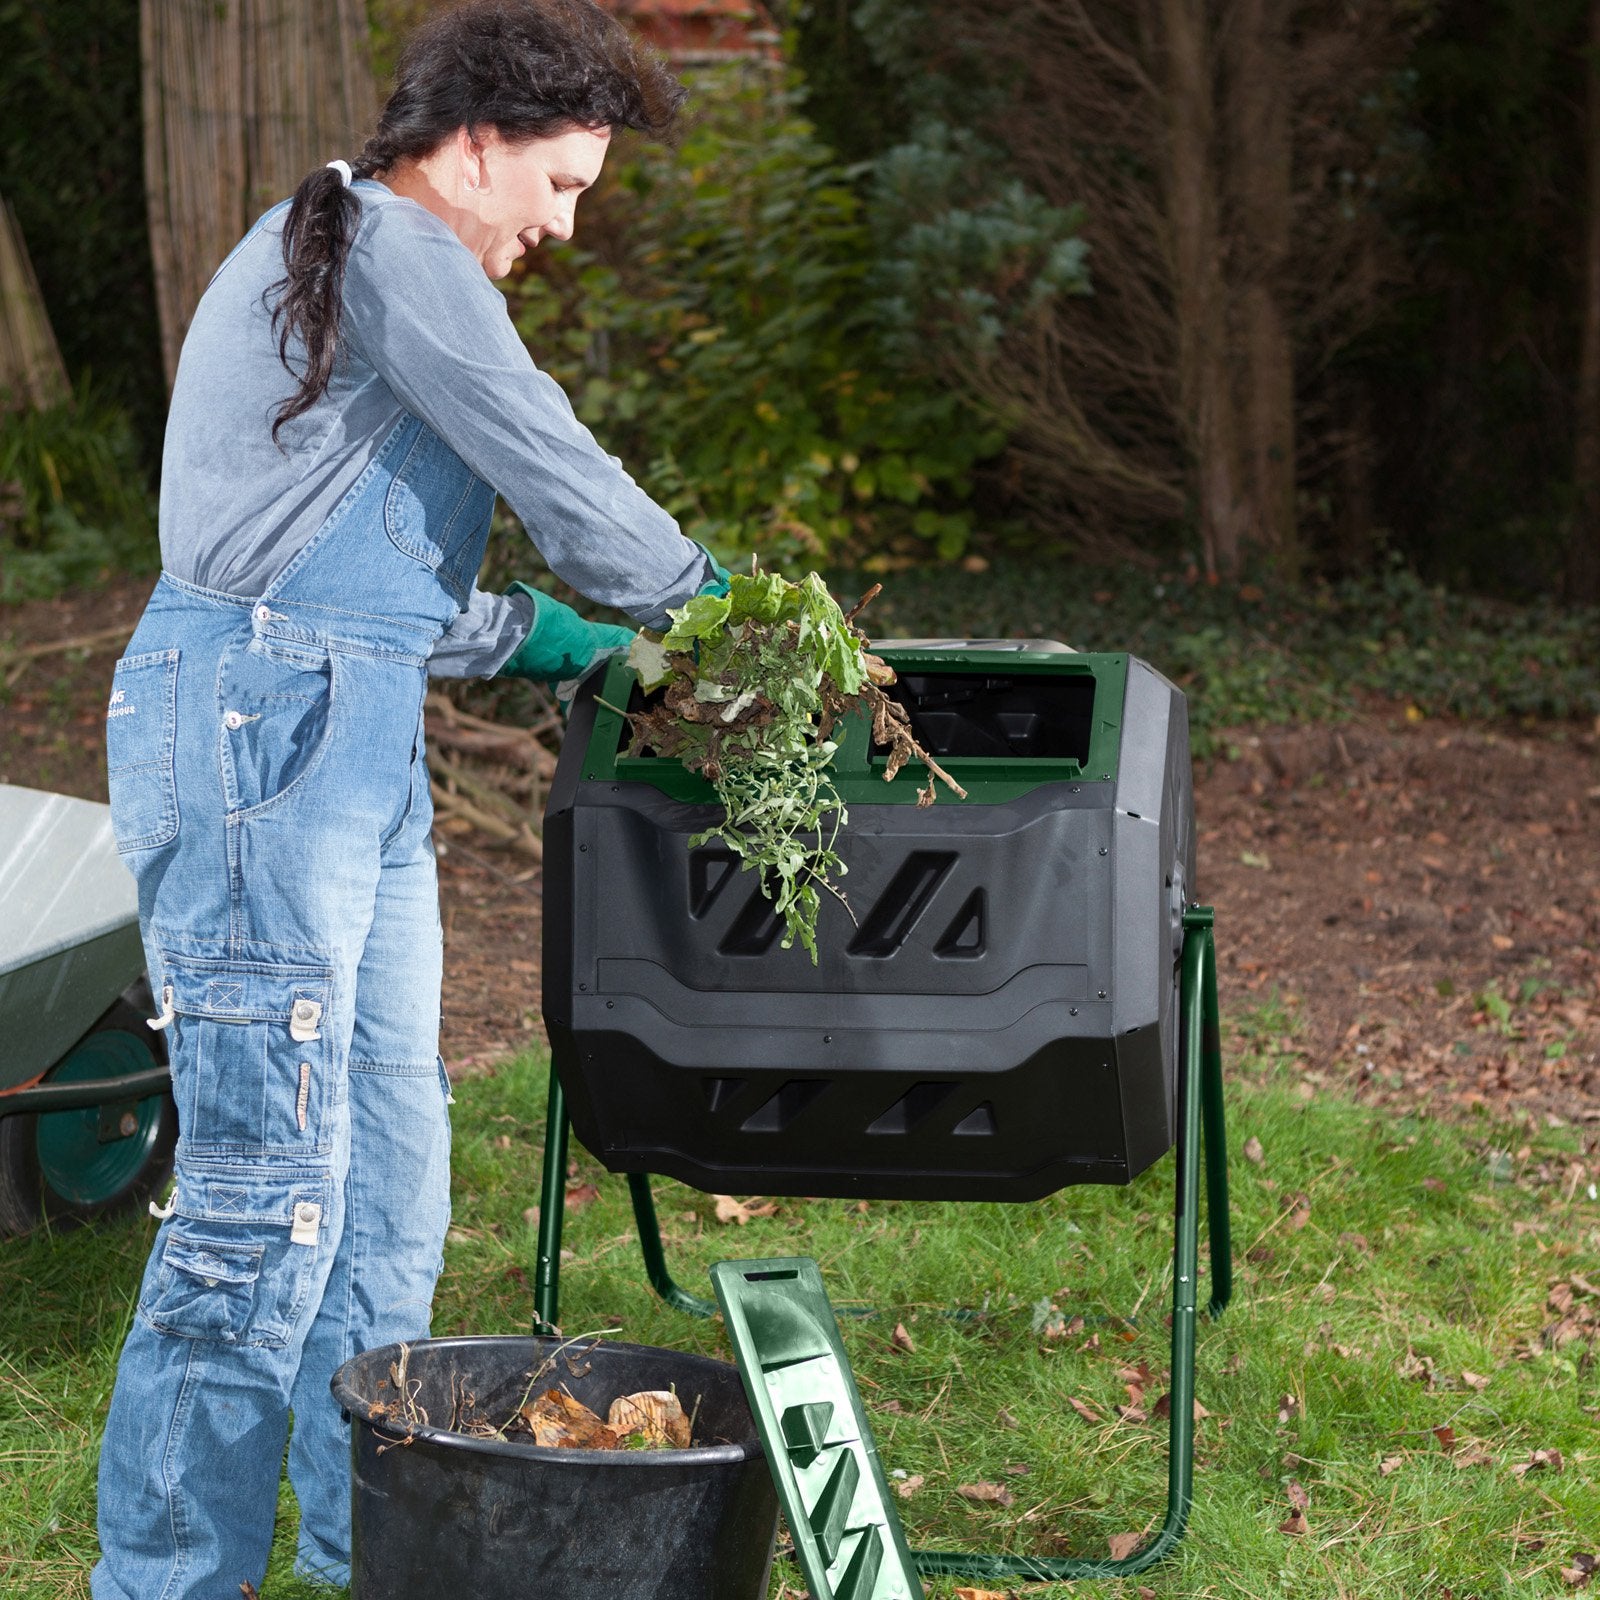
[159, 178, 708, 675]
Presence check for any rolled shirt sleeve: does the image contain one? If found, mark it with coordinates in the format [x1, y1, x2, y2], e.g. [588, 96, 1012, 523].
[341, 197, 708, 652]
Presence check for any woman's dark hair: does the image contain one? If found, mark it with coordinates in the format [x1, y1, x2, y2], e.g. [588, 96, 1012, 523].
[270, 0, 685, 441]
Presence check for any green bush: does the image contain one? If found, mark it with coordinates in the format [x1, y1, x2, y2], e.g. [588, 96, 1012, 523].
[507, 70, 1006, 568]
[0, 384, 159, 601]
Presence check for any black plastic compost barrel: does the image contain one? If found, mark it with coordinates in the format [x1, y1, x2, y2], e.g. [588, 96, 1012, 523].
[332, 1335, 778, 1600]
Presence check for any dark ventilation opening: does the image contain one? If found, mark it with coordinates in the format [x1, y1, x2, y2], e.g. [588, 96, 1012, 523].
[935, 888, 986, 959]
[741, 1079, 829, 1133]
[688, 848, 739, 918]
[866, 1081, 957, 1135]
[719, 879, 786, 956]
[701, 1076, 747, 1112]
[951, 1102, 997, 1137]
[873, 671, 1096, 760]
[847, 851, 955, 958]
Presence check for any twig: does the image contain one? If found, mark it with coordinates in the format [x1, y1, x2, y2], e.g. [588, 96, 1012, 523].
[843, 583, 883, 627]
[506, 1327, 622, 1432]
[429, 781, 542, 860]
[0, 623, 135, 688]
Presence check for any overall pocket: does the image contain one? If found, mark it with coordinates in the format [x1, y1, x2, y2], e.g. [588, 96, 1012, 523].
[218, 635, 334, 817]
[141, 1233, 263, 1343]
[106, 649, 180, 852]
[161, 952, 336, 1156]
[384, 420, 495, 604]
[140, 1160, 332, 1347]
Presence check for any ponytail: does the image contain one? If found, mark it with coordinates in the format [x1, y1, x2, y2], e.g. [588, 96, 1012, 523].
[266, 0, 685, 445]
[269, 165, 364, 444]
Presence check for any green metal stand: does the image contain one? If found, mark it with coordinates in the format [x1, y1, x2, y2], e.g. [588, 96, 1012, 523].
[533, 911, 1232, 1580]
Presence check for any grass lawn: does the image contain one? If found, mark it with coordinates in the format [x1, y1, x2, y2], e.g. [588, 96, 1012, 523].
[2, 1010, 1595, 1598]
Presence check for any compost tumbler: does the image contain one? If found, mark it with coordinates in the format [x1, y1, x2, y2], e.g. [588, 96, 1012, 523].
[541, 643, 1197, 1202]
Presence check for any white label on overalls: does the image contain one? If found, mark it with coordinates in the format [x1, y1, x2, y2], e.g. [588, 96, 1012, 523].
[291, 1201, 322, 1247]
[289, 999, 323, 1043]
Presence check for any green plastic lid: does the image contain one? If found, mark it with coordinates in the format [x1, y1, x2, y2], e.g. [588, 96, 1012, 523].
[710, 1258, 924, 1600]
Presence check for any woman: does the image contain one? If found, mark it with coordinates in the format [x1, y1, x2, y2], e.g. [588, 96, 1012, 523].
[93, 4, 721, 1596]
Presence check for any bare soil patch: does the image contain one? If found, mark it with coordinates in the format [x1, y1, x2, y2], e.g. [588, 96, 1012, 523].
[3, 578, 1595, 1149]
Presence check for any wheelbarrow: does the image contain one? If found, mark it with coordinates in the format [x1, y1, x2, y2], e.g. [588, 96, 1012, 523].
[0, 783, 174, 1235]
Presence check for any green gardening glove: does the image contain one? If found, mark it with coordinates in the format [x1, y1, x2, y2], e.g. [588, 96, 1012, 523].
[496, 583, 634, 694]
[694, 541, 732, 598]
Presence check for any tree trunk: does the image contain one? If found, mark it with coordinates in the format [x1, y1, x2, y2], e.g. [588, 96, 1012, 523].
[1573, 0, 1600, 601]
[143, 0, 376, 391]
[1163, 0, 1244, 575]
[1226, 0, 1298, 577]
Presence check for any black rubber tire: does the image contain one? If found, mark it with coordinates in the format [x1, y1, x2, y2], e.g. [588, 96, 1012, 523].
[0, 994, 177, 1238]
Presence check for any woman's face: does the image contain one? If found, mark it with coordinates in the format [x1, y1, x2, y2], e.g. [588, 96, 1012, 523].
[448, 124, 611, 278]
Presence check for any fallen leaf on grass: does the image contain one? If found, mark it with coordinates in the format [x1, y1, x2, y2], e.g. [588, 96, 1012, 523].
[1512, 1448, 1565, 1476]
[1422, 1176, 1447, 1193]
[1107, 1531, 1144, 1560]
[564, 1183, 600, 1210]
[1279, 1508, 1309, 1536]
[1002, 1462, 1031, 1475]
[892, 1322, 916, 1353]
[1454, 1447, 1495, 1468]
[1432, 1424, 1457, 1454]
[1286, 1480, 1310, 1510]
[1461, 1370, 1490, 1390]
[1068, 1396, 1104, 1423]
[875, 1399, 906, 1414]
[1277, 1393, 1301, 1424]
[1116, 1403, 1149, 1424]
[997, 1408, 1020, 1429]
[1562, 1554, 1598, 1588]
[953, 1589, 1007, 1600]
[1243, 1135, 1265, 1164]
[1152, 1392, 1211, 1421]
[957, 1481, 1014, 1507]
[712, 1194, 778, 1225]
[607, 1389, 692, 1449]
[1379, 1454, 1404, 1476]
[895, 1473, 925, 1499]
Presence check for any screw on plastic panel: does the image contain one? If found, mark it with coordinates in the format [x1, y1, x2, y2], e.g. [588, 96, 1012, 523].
[606, 1000, 615, 1009]
[1098, 989, 1108, 999]
[578, 983, 588, 991]
[1069, 1007, 1079, 1016]
[1098, 846, 1108, 856]
[822, 1034, 833, 1044]
[579, 843, 589, 853]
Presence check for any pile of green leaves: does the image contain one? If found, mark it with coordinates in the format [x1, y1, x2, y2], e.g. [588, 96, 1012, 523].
[618, 569, 959, 960]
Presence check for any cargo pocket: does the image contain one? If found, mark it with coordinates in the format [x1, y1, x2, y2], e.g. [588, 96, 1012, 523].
[141, 1232, 262, 1343]
[218, 634, 334, 818]
[161, 953, 335, 1156]
[384, 419, 495, 605]
[106, 648, 180, 852]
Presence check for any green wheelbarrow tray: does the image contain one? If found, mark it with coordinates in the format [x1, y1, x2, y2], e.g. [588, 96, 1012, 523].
[0, 784, 174, 1232]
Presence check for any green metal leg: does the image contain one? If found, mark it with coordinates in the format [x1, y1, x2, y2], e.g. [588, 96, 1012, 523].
[627, 1173, 718, 1318]
[536, 917, 1232, 1577]
[911, 911, 1222, 1582]
[533, 1063, 570, 1335]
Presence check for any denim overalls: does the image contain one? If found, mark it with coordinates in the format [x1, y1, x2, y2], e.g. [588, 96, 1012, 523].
[94, 413, 494, 1600]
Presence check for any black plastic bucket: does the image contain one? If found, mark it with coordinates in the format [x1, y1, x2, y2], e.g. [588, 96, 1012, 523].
[332, 1335, 778, 1600]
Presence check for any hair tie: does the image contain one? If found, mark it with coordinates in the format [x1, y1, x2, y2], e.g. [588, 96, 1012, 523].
[325, 159, 353, 187]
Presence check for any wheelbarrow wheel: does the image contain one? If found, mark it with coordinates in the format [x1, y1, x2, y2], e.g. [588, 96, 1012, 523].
[0, 997, 177, 1237]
